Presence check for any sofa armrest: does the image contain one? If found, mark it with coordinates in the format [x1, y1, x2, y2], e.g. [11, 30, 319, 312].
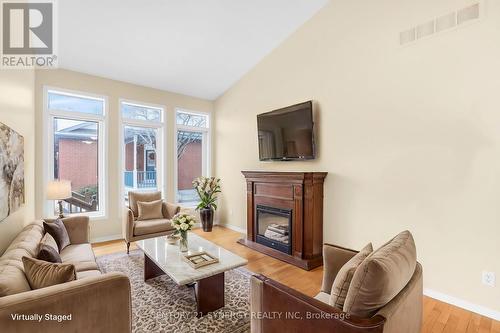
[0, 272, 131, 333]
[44, 216, 90, 244]
[63, 216, 90, 244]
[321, 243, 358, 293]
[162, 202, 181, 220]
[251, 274, 385, 333]
[123, 207, 135, 242]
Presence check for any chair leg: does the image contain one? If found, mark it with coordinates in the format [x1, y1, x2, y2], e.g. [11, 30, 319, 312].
[126, 242, 130, 254]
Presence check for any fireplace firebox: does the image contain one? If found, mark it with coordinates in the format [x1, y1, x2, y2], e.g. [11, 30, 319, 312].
[255, 205, 292, 255]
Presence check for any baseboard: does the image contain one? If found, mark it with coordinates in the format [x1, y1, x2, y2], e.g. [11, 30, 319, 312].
[91, 234, 123, 244]
[424, 288, 500, 321]
[215, 222, 247, 234]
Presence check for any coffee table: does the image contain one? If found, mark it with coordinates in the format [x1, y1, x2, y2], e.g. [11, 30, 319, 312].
[136, 232, 248, 316]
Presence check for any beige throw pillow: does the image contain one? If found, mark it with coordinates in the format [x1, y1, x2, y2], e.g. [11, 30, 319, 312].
[41, 232, 59, 252]
[343, 230, 417, 318]
[137, 200, 164, 221]
[37, 233, 62, 263]
[329, 243, 373, 309]
[129, 191, 162, 217]
[22, 256, 76, 290]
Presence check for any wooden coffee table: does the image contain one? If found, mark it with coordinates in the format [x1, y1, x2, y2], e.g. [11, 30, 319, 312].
[136, 232, 248, 316]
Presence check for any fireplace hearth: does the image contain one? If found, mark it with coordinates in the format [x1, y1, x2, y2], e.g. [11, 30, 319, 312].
[238, 171, 327, 270]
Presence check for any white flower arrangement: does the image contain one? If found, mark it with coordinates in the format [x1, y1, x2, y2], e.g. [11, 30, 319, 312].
[192, 176, 221, 211]
[171, 213, 196, 235]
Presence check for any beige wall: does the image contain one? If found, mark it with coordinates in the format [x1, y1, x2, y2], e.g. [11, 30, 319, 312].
[35, 69, 213, 241]
[215, 0, 500, 314]
[0, 70, 35, 254]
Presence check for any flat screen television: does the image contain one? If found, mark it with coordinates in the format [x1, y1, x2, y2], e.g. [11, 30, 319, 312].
[257, 101, 315, 161]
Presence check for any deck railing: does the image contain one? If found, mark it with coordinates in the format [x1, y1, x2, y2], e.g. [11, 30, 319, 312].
[124, 171, 157, 188]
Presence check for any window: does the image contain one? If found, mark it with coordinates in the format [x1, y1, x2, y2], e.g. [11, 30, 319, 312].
[175, 110, 210, 204]
[45, 88, 106, 217]
[121, 101, 164, 201]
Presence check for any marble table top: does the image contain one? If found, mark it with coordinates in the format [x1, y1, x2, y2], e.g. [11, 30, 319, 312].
[136, 232, 248, 285]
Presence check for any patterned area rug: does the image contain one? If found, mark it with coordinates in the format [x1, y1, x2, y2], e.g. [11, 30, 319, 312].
[97, 250, 251, 333]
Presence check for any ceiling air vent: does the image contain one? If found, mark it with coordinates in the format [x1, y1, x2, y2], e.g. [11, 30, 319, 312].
[457, 3, 480, 25]
[400, 2, 481, 45]
[435, 12, 456, 32]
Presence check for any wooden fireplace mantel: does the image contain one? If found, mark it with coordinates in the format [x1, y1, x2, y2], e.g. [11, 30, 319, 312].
[238, 171, 327, 270]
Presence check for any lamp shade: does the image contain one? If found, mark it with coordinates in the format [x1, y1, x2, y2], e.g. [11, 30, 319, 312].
[46, 180, 72, 200]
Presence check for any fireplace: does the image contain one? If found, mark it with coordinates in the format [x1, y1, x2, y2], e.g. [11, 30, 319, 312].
[239, 171, 327, 270]
[255, 205, 292, 255]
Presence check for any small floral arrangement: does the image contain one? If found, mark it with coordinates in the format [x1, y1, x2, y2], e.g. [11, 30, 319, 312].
[171, 213, 196, 233]
[192, 176, 221, 211]
[171, 213, 196, 251]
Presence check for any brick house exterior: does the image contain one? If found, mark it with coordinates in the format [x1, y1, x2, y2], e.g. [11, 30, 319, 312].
[178, 141, 202, 190]
[58, 139, 98, 191]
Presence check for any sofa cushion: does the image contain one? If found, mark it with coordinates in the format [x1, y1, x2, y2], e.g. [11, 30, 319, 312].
[1, 248, 33, 262]
[129, 191, 161, 217]
[22, 256, 76, 290]
[4, 222, 44, 256]
[137, 199, 164, 221]
[44, 219, 71, 251]
[60, 244, 96, 263]
[343, 230, 417, 318]
[314, 291, 330, 304]
[329, 243, 373, 309]
[73, 261, 99, 272]
[134, 219, 173, 236]
[0, 262, 31, 296]
[76, 269, 101, 279]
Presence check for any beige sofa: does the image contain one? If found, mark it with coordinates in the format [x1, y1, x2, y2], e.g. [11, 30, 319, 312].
[123, 191, 180, 253]
[0, 217, 131, 333]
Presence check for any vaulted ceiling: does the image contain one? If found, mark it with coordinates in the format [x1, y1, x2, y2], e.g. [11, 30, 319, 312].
[58, 0, 329, 100]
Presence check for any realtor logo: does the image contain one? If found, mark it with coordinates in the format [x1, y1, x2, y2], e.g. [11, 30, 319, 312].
[1, 0, 57, 68]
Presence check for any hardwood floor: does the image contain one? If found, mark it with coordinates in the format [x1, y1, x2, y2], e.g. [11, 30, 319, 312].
[92, 226, 500, 333]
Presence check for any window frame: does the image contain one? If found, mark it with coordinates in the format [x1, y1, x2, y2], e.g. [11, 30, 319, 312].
[43, 86, 108, 219]
[119, 99, 165, 202]
[174, 108, 211, 206]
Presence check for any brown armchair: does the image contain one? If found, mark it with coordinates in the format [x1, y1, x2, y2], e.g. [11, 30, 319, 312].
[123, 191, 180, 253]
[251, 242, 422, 333]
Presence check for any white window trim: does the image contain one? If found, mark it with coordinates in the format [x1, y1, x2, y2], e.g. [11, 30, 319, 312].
[43, 86, 108, 220]
[118, 99, 166, 204]
[174, 108, 211, 206]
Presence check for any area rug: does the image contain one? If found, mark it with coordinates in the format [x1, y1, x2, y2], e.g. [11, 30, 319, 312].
[97, 250, 251, 333]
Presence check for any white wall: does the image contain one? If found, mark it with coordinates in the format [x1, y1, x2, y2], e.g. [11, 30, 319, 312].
[0, 70, 35, 254]
[215, 0, 500, 315]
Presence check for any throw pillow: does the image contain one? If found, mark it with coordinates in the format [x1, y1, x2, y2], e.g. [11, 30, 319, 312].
[137, 199, 164, 221]
[329, 243, 373, 309]
[22, 256, 76, 290]
[343, 230, 417, 318]
[43, 219, 71, 251]
[37, 233, 62, 263]
[129, 191, 162, 217]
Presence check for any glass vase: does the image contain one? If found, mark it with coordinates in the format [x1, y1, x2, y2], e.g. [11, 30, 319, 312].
[179, 232, 188, 252]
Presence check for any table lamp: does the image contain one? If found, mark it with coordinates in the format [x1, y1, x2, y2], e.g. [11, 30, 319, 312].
[47, 180, 72, 218]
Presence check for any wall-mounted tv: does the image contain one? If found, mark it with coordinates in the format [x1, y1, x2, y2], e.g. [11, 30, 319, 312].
[257, 101, 315, 161]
